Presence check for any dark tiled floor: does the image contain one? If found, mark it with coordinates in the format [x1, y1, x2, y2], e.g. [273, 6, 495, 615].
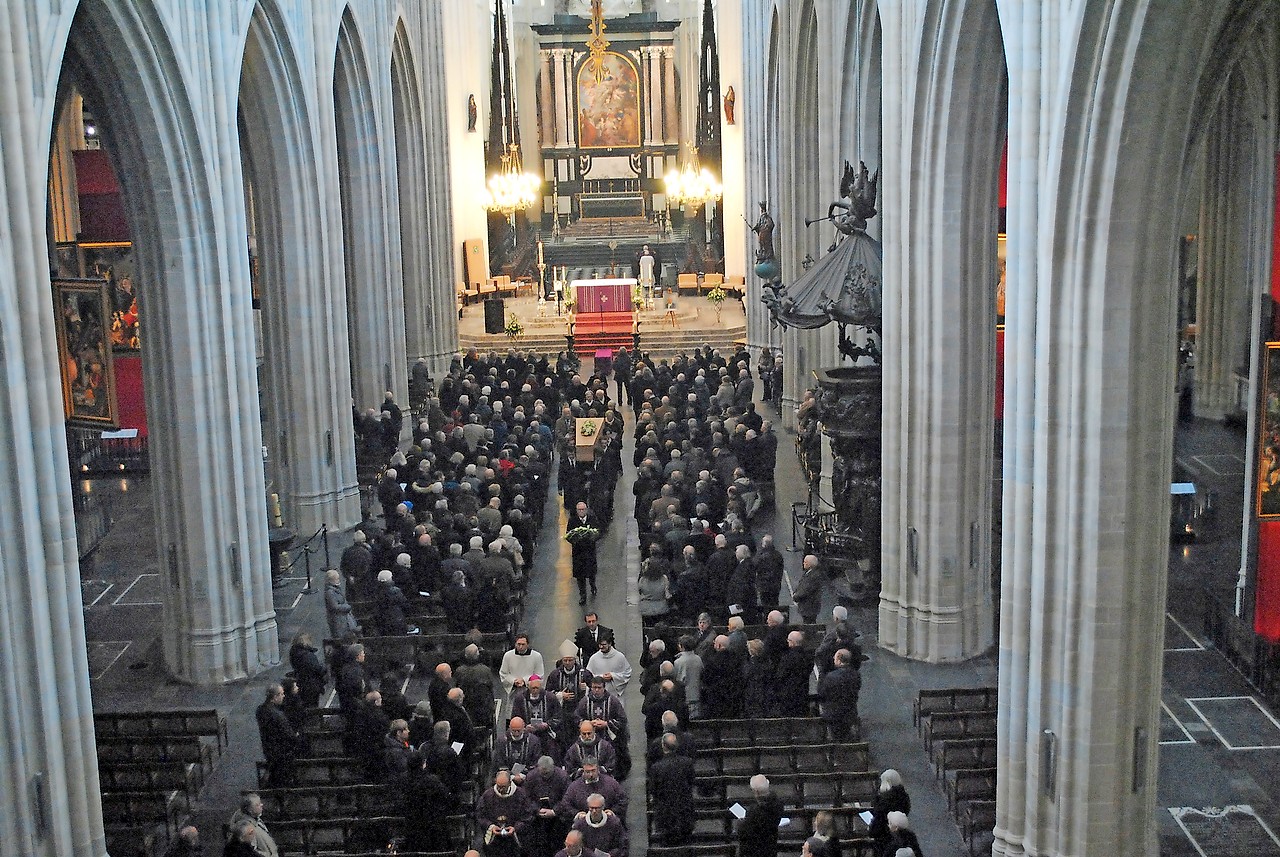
[77, 406, 1280, 855]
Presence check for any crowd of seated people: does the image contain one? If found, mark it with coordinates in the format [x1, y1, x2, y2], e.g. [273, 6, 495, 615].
[236, 344, 905, 857]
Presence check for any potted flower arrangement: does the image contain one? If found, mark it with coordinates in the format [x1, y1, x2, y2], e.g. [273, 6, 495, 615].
[504, 314, 524, 340]
[707, 286, 727, 321]
[632, 285, 645, 311]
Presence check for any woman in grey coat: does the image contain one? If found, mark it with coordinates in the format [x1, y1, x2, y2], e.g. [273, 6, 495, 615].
[325, 569, 361, 639]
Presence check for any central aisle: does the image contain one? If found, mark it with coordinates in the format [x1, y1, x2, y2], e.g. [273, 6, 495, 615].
[521, 405, 650, 848]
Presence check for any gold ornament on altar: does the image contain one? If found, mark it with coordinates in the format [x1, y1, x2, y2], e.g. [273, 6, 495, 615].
[585, 0, 611, 83]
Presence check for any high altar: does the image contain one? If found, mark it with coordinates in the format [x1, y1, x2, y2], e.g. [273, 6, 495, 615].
[533, 6, 681, 226]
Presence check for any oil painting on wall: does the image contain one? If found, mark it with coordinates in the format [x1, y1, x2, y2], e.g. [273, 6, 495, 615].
[54, 279, 118, 427]
[577, 52, 641, 149]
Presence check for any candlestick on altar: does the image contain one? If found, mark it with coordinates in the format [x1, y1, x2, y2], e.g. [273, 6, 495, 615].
[537, 260, 547, 300]
[537, 240, 544, 266]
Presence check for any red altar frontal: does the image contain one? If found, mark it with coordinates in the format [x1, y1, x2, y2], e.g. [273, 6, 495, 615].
[570, 278, 635, 356]
[570, 278, 635, 313]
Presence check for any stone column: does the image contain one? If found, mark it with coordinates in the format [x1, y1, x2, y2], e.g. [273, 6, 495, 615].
[1194, 81, 1251, 420]
[539, 48, 555, 148]
[876, 0, 1000, 663]
[662, 46, 678, 145]
[640, 47, 656, 147]
[0, 139, 106, 857]
[552, 49, 569, 149]
[421, 0, 462, 380]
[562, 50, 578, 149]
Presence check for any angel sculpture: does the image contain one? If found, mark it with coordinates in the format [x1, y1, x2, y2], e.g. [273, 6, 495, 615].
[829, 160, 880, 236]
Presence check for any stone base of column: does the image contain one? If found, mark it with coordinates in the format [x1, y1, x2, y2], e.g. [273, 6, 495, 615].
[878, 597, 993, 662]
[292, 485, 361, 535]
[164, 614, 280, 685]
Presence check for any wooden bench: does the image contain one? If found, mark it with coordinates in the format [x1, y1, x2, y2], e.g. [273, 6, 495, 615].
[913, 687, 997, 732]
[693, 771, 879, 811]
[932, 737, 997, 779]
[103, 824, 167, 857]
[100, 790, 185, 837]
[689, 717, 828, 749]
[270, 815, 472, 856]
[98, 759, 205, 799]
[96, 734, 216, 775]
[946, 767, 998, 817]
[649, 844, 736, 857]
[962, 800, 997, 856]
[922, 709, 998, 754]
[256, 756, 368, 789]
[694, 743, 871, 778]
[95, 709, 228, 752]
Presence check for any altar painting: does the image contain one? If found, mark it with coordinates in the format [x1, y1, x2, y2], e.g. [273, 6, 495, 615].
[80, 241, 140, 351]
[54, 279, 119, 427]
[1259, 343, 1280, 517]
[577, 52, 641, 149]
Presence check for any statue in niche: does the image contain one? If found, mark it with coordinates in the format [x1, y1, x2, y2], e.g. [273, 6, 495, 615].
[723, 86, 736, 125]
[467, 95, 478, 132]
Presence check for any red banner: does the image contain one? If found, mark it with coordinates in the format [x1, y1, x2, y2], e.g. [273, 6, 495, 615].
[1257, 524, 1280, 642]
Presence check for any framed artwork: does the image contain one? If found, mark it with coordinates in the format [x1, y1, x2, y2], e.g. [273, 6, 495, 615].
[577, 51, 641, 150]
[53, 278, 119, 428]
[52, 242, 80, 278]
[79, 241, 140, 351]
[996, 233, 1007, 320]
[1258, 342, 1280, 517]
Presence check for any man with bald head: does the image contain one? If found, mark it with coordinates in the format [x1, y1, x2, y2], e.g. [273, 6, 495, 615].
[492, 716, 543, 783]
[554, 829, 606, 857]
[570, 792, 628, 857]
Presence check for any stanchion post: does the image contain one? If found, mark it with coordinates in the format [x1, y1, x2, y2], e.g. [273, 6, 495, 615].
[302, 546, 314, 594]
[322, 524, 330, 569]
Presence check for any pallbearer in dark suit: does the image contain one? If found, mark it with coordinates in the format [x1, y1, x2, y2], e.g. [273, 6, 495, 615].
[567, 501, 602, 605]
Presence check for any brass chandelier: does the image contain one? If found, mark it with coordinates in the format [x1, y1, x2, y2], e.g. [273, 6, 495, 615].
[664, 146, 722, 214]
[480, 143, 542, 220]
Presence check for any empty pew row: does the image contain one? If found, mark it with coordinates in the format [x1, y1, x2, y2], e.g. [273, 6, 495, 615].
[962, 799, 997, 857]
[95, 708, 228, 752]
[912, 687, 998, 733]
[946, 767, 997, 816]
[693, 742, 871, 778]
[931, 737, 997, 779]
[101, 790, 187, 837]
[921, 709, 998, 754]
[98, 759, 205, 799]
[97, 734, 217, 775]
[689, 717, 829, 749]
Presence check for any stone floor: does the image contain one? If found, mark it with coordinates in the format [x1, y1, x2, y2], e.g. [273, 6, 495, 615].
[78, 397, 1280, 855]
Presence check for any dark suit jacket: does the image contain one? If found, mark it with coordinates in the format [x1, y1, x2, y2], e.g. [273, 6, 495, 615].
[738, 793, 785, 857]
[574, 623, 615, 659]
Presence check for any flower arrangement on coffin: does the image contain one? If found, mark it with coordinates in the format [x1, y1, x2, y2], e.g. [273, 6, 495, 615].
[706, 286, 727, 321]
[504, 314, 524, 340]
[565, 525, 601, 546]
[579, 420, 598, 437]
